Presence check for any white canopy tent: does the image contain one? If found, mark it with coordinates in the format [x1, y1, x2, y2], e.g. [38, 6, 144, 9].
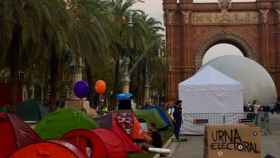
[178, 66, 244, 135]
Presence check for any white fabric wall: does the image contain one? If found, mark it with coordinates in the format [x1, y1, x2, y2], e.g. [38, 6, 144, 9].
[178, 66, 244, 135]
[179, 86, 243, 113]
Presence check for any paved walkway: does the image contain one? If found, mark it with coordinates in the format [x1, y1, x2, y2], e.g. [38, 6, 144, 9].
[169, 114, 280, 158]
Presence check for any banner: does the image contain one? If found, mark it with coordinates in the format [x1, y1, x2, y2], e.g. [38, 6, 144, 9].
[204, 124, 261, 158]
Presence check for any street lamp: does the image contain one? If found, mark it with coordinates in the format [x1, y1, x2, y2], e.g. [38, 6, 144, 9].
[122, 13, 133, 93]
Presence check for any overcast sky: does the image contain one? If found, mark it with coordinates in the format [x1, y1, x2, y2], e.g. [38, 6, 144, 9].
[135, 0, 253, 63]
[135, 0, 256, 23]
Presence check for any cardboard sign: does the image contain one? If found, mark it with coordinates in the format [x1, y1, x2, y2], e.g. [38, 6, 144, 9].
[204, 124, 261, 158]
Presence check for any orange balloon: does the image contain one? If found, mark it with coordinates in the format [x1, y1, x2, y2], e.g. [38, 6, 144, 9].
[95, 80, 106, 94]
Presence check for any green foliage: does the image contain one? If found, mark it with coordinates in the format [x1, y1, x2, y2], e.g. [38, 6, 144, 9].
[0, 0, 166, 106]
[0, 0, 71, 67]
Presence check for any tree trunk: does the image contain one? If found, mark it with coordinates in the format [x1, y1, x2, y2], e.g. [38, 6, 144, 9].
[85, 61, 94, 107]
[8, 25, 21, 113]
[9, 62, 18, 113]
[49, 52, 58, 111]
[136, 68, 142, 105]
[144, 61, 151, 104]
[113, 58, 120, 94]
[122, 57, 130, 93]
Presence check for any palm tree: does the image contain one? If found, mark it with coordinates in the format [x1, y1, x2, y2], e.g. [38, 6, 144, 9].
[106, 0, 133, 92]
[107, 0, 153, 93]
[66, 0, 111, 105]
[130, 14, 164, 104]
[67, 0, 109, 60]
[0, 0, 72, 111]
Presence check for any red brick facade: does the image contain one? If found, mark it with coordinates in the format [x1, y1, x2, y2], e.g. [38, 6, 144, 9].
[163, 0, 280, 101]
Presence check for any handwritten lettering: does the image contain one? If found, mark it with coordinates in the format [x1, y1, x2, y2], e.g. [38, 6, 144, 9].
[210, 129, 259, 153]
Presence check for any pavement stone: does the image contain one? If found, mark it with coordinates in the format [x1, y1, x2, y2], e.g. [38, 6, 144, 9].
[169, 114, 280, 158]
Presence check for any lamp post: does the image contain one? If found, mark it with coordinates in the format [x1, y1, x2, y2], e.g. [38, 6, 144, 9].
[144, 61, 151, 104]
[122, 13, 133, 93]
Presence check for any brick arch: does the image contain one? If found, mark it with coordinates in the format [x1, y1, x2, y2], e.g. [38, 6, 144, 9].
[164, 0, 280, 101]
[195, 33, 257, 68]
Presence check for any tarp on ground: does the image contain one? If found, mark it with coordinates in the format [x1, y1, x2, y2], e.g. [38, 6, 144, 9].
[96, 113, 141, 152]
[10, 140, 86, 158]
[145, 106, 172, 127]
[135, 108, 166, 129]
[35, 108, 97, 139]
[63, 128, 127, 158]
[0, 112, 41, 158]
[16, 99, 44, 121]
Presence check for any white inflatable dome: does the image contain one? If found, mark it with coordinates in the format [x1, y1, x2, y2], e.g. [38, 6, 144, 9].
[203, 55, 277, 106]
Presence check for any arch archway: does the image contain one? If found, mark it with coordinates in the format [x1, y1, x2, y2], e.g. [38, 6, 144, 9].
[164, 0, 280, 101]
[195, 33, 257, 68]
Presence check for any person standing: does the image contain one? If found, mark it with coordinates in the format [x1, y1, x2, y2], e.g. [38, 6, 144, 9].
[173, 100, 183, 141]
[252, 100, 261, 126]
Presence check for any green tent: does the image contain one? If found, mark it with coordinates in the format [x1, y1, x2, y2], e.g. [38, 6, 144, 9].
[0, 106, 7, 112]
[16, 99, 42, 121]
[35, 108, 97, 139]
[135, 108, 166, 129]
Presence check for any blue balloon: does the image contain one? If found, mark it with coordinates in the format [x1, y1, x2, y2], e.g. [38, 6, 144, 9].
[73, 80, 89, 98]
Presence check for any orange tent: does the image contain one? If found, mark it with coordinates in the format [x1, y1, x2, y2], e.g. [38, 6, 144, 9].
[10, 140, 86, 158]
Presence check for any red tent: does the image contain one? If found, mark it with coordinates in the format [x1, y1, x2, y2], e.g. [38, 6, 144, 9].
[0, 112, 41, 158]
[114, 111, 148, 141]
[96, 113, 141, 152]
[0, 82, 22, 106]
[63, 128, 127, 158]
[10, 140, 86, 158]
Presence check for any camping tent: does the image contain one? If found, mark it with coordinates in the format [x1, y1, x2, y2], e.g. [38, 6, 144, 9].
[0, 112, 41, 158]
[35, 108, 97, 139]
[63, 129, 127, 158]
[0, 106, 7, 112]
[115, 111, 149, 141]
[0, 82, 22, 106]
[97, 112, 148, 142]
[96, 114, 141, 152]
[10, 140, 86, 158]
[135, 108, 167, 129]
[144, 106, 172, 128]
[16, 99, 47, 121]
[178, 66, 244, 135]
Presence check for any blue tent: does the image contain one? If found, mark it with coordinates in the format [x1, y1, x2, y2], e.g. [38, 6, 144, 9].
[115, 93, 133, 110]
[16, 99, 49, 121]
[116, 93, 133, 101]
[145, 106, 172, 127]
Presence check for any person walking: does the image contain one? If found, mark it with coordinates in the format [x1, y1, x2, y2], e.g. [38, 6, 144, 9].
[173, 100, 183, 141]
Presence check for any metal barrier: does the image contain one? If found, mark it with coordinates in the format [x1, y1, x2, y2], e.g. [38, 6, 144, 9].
[181, 112, 271, 135]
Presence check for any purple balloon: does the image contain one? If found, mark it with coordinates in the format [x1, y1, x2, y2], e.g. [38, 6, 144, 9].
[73, 80, 89, 98]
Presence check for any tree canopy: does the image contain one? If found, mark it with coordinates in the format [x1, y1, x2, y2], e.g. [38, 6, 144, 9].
[0, 0, 166, 109]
